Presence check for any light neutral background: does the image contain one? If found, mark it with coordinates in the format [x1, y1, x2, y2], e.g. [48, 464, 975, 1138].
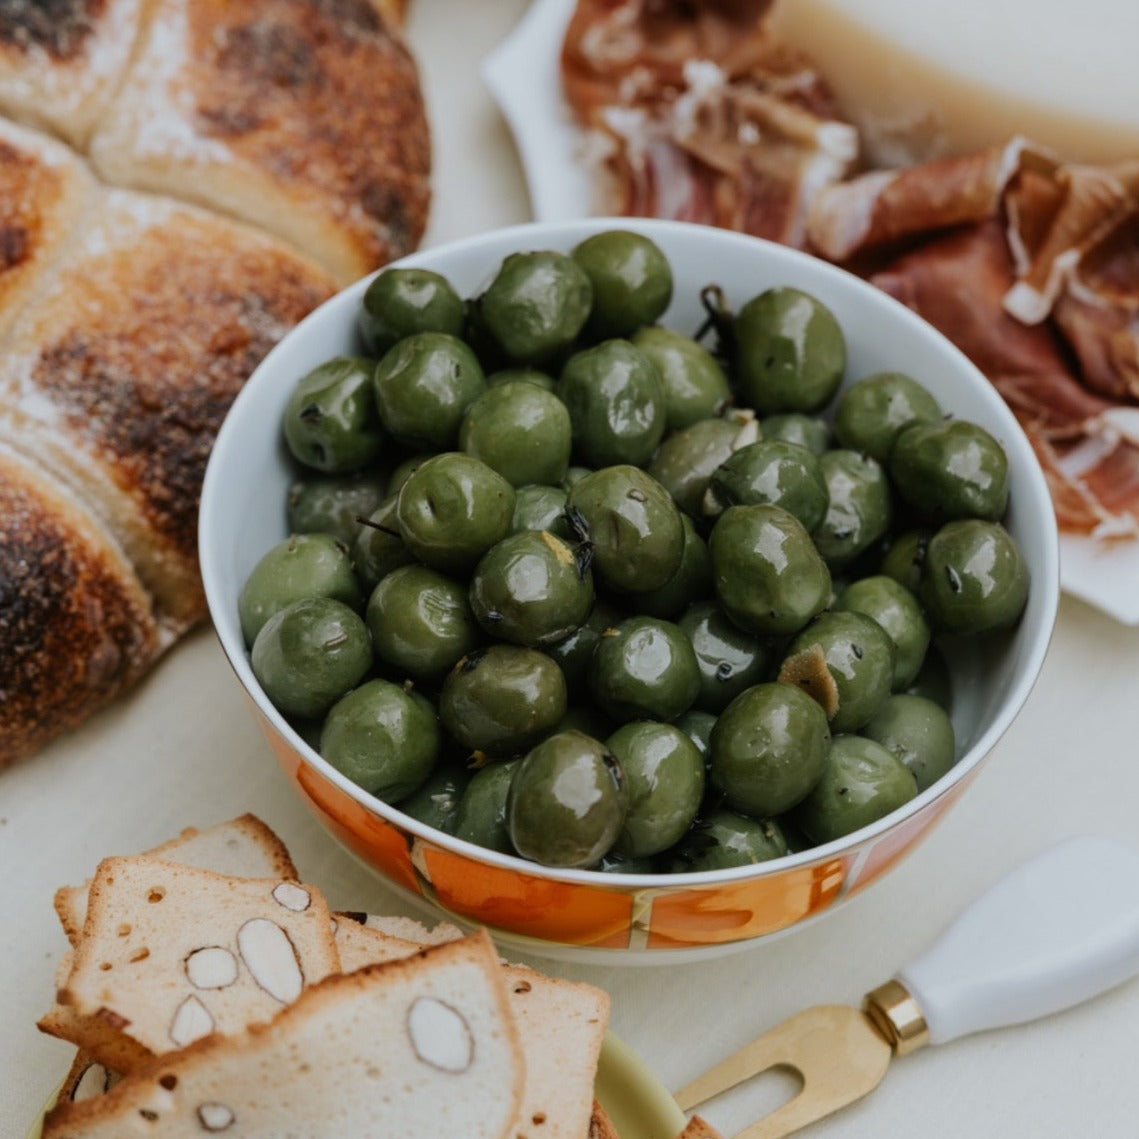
[3, 3, 1138, 1136]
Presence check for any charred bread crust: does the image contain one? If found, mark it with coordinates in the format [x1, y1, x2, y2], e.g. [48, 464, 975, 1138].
[0, 443, 161, 768]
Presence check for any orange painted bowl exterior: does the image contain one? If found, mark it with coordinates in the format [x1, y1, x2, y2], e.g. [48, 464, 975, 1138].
[200, 219, 1059, 962]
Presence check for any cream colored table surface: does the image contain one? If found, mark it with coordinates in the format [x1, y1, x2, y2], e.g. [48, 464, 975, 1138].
[3, 4, 1139, 1136]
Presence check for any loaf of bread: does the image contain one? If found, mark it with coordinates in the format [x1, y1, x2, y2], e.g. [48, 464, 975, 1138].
[0, 0, 430, 769]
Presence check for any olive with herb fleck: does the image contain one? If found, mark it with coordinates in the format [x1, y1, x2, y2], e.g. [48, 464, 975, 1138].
[572, 229, 674, 340]
[283, 356, 384, 474]
[358, 267, 465, 356]
[665, 809, 788, 873]
[631, 325, 731, 431]
[833, 372, 942, 463]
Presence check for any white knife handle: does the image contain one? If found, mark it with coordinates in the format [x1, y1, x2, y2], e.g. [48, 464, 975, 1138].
[896, 835, 1139, 1047]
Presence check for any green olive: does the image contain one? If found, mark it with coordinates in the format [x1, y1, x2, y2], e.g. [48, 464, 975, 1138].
[890, 419, 1010, 522]
[557, 339, 667, 468]
[631, 514, 712, 620]
[708, 504, 831, 637]
[862, 693, 956, 792]
[358, 267, 465, 356]
[665, 809, 788, 872]
[511, 484, 572, 538]
[793, 735, 918, 844]
[606, 721, 705, 858]
[709, 682, 832, 817]
[453, 759, 519, 853]
[479, 250, 593, 365]
[833, 372, 942, 463]
[238, 533, 363, 648]
[544, 600, 624, 698]
[835, 575, 930, 691]
[812, 450, 893, 570]
[678, 600, 773, 714]
[396, 452, 515, 573]
[567, 464, 684, 593]
[320, 679, 441, 804]
[880, 529, 932, 595]
[589, 616, 702, 723]
[397, 760, 470, 834]
[734, 287, 846, 414]
[459, 380, 573, 487]
[469, 529, 594, 647]
[283, 356, 385, 474]
[630, 325, 731, 431]
[706, 440, 829, 533]
[760, 413, 830, 455]
[572, 229, 674, 340]
[287, 471, 387, 547]
[507, 731, 627, 867]
[373, 332, 486, 451]
[365, 564, 481, 684]
[647, 416, 748, 518]
[918, 519, 1029, 635]
[251, 596, 373, 720]
[439, 645, 568, 756]
[673, 708, 718, 758]
[352, 496, 416, 592]
[782, 610, 896, 732]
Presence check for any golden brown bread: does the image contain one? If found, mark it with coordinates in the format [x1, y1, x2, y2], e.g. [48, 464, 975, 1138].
[89, 0, 432, 285]
[0, 0, 429, 768]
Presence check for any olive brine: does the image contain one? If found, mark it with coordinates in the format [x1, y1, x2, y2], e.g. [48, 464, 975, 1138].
[240, 230, 1029, 872]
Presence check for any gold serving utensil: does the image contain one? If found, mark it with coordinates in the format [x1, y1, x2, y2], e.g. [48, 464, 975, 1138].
[676, 836, 1139, 1138]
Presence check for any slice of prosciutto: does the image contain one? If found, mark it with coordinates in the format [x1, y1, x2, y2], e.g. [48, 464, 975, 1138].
[561, 0, 858, 247]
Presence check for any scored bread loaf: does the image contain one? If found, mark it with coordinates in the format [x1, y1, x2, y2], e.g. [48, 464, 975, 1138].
[48, 857, 339, 1072]
[0, 0, 430, 770]
[42, 931, 525, 1139]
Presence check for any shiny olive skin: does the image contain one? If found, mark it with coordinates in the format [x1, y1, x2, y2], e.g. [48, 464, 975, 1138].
[283, 356, 385, 474]
[674, 708, 718, 758]
[545, 600, 623, 697]
[320, 679, 441, 803]
[251, 597, 372, 720]
[630, 325, 731, 431]
[813, 450, 893, 569]
[783, 610, 896, 732]
[761, 413, 831, 456]
[890, 419, 1010, 522]
[879, 529, 932, 595]
[833, 372, 942, 463]
[734, 287, 846, 414]
[665, 809, 788, 873]
[709, 682, 832, 817]
[708, 504, 831, 637]
[567, 465, 684, 593]
[647, 416, 746, 518]
[469, 529, 594, 646]
[507, 731, 627, 868]
[396, 452, 515, 573]
[386, 453, 432, 499]
[606, 721, 705, 858]
[557, 339, 667, 468]
[918, 519, 1029, 635]
[793, 735, 918, 845]
[572, 230, 674, 340]
[707, 440, 829, 533]
[239, 533, 363, 647]
[453, 759, 519, 853]
[439, 645, 567, 756]
[373, 332, 486, 450]
[862, 693, 956, 792]
[835, 575, 930, 691]
[287, 471, 387, 547]
[480, 250, 593, 365]
[358, 267, 465, 356]
[487, 367, 558, 391]
[511, 484, 572, 537]
[632, 514, 712, 620]
[459, 380, 572, 488]
[678, 600, 773, 714]
[589, 616, 701, 723]
[353, 495, 416, 591]
[396, 761, 470, 834]
[365, 564, 481, 684]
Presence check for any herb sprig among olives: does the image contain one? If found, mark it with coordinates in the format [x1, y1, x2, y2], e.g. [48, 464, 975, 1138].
[239, 230, 1030, 874]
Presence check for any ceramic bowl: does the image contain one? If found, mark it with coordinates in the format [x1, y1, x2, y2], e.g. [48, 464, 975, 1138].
[199, 218, 1059, 963]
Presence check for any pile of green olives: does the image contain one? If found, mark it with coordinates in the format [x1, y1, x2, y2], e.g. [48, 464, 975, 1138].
[239, 230, 1030, 875]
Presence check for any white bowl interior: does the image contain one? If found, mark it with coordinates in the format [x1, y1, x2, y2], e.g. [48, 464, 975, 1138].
[200, 218, 1059, 896]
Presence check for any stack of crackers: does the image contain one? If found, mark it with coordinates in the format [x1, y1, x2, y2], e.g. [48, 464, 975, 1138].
[36, 814, 720, 1138]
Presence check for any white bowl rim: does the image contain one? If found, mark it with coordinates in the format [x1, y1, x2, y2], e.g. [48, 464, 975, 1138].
[200, 216, 1061, 894]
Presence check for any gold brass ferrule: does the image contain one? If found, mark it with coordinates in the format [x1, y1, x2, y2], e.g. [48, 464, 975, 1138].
[862, 979, 930, 1057]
